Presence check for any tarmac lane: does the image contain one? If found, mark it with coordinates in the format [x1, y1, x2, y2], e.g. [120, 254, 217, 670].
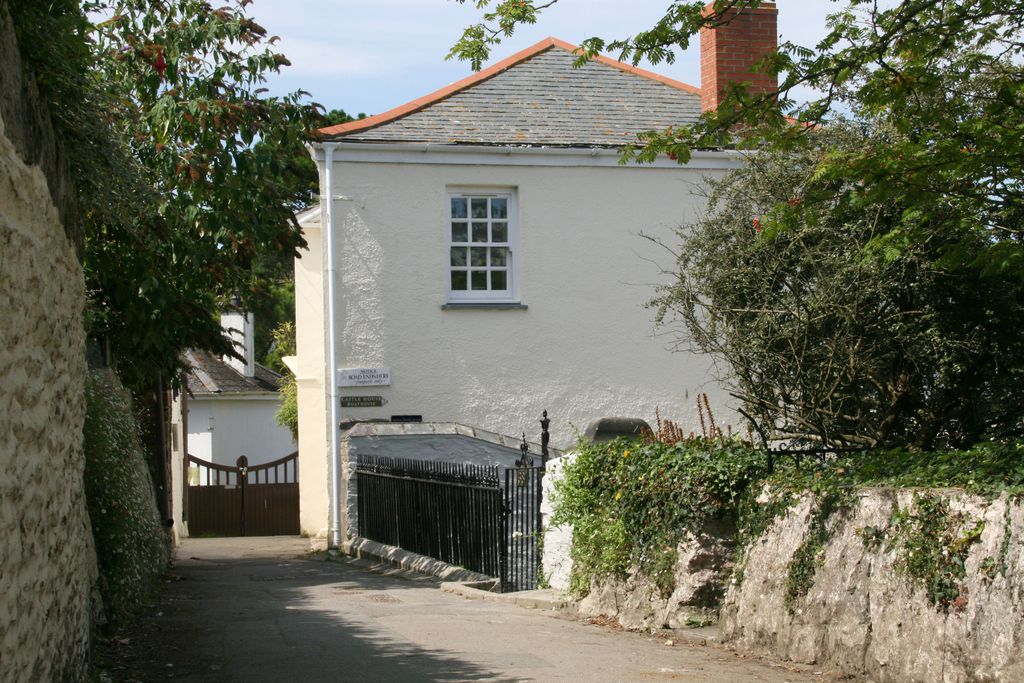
[94, 537, 834, 682]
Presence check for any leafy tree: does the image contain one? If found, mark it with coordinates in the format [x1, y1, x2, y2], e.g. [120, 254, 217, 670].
[81, 0, 322, 389]
[651, 125, 1024, 449]
[11, 0, 327, 516]
[251, 107, 366, 365]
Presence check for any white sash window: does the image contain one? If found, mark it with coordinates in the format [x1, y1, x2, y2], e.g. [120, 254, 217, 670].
[447, 189, 518, 302]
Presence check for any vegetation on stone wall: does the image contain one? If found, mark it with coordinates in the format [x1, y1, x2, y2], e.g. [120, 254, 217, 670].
[83, 369, 169, 627]
[783, 490, 852, 611]
[553, 437, 766, 597]
[555, 437, 1024, 610]
[885, 494, 985, 612]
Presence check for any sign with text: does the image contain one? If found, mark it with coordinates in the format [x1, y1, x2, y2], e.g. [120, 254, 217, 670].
[340, 396, 387, 408]
[338, 367, 391, 387]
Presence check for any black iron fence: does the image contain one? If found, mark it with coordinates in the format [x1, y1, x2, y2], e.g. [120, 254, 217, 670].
[354, 413, 552, 592]
[355, 455, 504, 578]
[502, 464, 543, 592]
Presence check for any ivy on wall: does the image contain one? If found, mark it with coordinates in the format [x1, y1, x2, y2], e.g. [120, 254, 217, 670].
[553, 438, 766, 597]
[83, 369, 170, 627]
[554, 439, 1024, 611]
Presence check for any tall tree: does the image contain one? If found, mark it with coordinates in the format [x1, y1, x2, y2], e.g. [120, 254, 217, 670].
[82, 0, 322, 388]
[651, 124, 1024, 449]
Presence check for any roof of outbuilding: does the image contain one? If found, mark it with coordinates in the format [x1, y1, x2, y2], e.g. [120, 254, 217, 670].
[320, 37, 702, 148]
[184, 349, 282, 396]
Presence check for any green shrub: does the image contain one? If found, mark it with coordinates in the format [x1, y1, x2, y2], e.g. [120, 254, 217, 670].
[767, 442, 1024, 497]
[276, 371, 298, 441]
[553, 438, 766, 597]
[83, 369, 169, 627]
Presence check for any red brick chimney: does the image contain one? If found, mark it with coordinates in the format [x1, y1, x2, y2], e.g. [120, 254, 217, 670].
[700, 1, 778, 113]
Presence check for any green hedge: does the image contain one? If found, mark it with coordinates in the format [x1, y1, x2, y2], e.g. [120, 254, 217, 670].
[83, 369, 169, 627]
[553, 438, 766, 597]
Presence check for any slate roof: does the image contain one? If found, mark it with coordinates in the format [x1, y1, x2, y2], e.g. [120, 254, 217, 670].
[184, 349, 282, 396]
[321, 38, 702, 148]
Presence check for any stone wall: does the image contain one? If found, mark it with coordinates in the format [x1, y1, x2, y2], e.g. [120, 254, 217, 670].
[0, 4, 97, 679]
[574, 522, 733, 632]
[722, 490, 1024, 683]
[543, 456, 1024, 681]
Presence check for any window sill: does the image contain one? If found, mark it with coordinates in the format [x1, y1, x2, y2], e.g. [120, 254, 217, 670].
[441, 302, 528, 311]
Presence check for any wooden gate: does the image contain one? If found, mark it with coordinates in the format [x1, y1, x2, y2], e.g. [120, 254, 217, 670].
[187, 452, 299, 537]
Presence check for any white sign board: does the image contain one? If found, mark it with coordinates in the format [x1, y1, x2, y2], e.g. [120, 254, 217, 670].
[338, 367, 391, 387]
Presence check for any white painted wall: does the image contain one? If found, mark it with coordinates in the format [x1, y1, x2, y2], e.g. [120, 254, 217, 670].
[541, 452, 575, 592]
[320, 147, 740, 448]
[295, 216, 329, 537]
[186, 397, 295, 468]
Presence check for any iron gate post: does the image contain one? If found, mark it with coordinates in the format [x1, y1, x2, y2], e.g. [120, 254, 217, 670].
[540, 410, 550, 466]
[537, 411, 549, 588]
[237, 455, 248, 537]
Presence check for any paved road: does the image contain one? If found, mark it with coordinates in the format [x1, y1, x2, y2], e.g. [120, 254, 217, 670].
[99, 537, 829, 682]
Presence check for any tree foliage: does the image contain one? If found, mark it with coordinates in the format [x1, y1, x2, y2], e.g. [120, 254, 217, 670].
[10, 0, 324, 390]
[77, 0, 322, 388]
[650, 125, 1024, 448]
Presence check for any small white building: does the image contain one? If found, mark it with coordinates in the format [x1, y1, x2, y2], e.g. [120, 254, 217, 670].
[295, 5, 779, 541]
[169, 311, 297, 539]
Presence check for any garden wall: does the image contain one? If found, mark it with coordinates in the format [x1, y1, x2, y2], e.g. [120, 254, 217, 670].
[722, 489, 1024, 683]
[0, 4, 99, 677]
[544, 479, 1024, 682]
[0, 79, 96, 683]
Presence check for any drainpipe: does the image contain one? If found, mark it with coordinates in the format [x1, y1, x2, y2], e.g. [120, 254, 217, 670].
[323, 141, 342, 551]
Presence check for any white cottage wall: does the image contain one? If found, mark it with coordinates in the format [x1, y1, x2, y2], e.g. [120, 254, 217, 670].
[187, 397, 294, 467]
[322, 149, 741, 448]
[295, 218, 329, 537]
[185, 401, 213, 462]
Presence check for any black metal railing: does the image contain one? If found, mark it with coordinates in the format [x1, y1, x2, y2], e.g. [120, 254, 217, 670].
[354, 413, 552, 592]
[356, 455, 504, 578]
[502, 463, 543, 592]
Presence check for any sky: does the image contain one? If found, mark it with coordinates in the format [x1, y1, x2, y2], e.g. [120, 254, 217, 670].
[251, 1, 853, 117]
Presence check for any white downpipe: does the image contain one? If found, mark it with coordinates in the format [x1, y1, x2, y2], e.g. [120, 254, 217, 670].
[323, 142, 342, 550]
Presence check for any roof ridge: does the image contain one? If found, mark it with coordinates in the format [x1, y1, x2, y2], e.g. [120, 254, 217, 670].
[319, 37, 700, 140]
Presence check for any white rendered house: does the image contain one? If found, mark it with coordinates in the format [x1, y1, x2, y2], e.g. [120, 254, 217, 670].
[296, 5, 779, 542]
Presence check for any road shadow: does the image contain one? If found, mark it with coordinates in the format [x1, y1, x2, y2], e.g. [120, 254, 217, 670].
[94, 547, 516, 682]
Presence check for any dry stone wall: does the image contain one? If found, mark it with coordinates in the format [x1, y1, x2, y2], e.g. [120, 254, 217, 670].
[722, 490, 1024, 683]
[0, 96, 96, 682]
[544, 456, 1024, 682]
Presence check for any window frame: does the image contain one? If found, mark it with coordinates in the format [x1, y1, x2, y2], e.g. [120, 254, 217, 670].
[446, 188, 519, 304]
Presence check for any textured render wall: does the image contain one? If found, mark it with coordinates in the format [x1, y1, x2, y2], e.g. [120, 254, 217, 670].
[722, 490, 1024, 682]
[295, 220, 328, 536]
[326, 153, 740, 451]
[0, 110, 97, 679]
